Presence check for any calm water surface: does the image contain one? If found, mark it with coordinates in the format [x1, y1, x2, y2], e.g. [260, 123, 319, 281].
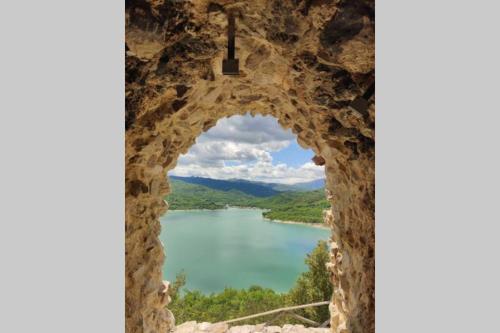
[160, 208, 330, 294]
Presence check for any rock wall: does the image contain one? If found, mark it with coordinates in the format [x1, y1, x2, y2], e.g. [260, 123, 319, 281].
[125, 1, 374, 333]
[174, 321, 331, 333]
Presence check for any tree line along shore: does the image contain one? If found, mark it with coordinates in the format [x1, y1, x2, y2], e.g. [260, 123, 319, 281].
[165, 179, 330, 224]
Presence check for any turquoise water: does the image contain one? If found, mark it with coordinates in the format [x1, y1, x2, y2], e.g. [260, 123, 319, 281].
[159, 208, 330, 294]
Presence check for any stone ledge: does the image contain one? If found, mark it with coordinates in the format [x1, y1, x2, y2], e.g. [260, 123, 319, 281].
[174, 322, 331, 333]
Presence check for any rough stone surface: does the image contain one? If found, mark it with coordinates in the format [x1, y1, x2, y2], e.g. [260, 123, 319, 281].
[125, 1, 374, 333]
[174, 322, 331, 333]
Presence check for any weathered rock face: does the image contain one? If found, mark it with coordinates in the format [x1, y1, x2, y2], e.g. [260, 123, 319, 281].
[125, 1, 374, 333]
[174, 321, 331, 333]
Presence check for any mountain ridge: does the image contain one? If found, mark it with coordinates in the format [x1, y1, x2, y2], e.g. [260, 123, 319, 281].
[169, 175, 325, 196]
[165, 177, 329, 223]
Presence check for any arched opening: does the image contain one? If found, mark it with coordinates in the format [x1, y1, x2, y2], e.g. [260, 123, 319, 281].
[160, 113, 332, 326]
[125, 1, 374, 332]
[126, 92, 373, 333]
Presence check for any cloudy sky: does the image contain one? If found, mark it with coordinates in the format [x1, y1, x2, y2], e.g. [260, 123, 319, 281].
[169, 114, 324, 184]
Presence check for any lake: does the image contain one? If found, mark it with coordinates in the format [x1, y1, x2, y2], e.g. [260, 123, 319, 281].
[159, 208, 330, 294]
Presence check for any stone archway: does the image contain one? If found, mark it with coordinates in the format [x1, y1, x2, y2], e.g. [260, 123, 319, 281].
[125, 1, 374, 333]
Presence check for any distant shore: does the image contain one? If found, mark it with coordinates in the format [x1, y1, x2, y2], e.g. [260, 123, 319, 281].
[168, 206, 329, 229]
[168, 206, 264, 212]
[263, 217, 330, 230]
[168, 208, 226, 212]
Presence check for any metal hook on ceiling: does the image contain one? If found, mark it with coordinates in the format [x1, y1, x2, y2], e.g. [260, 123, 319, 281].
[222, 10, 240, 75]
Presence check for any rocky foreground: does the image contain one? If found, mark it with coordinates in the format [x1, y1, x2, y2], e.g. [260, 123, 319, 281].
[174, 322, 330, 333]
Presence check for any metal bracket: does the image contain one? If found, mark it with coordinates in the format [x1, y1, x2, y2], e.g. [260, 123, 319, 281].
[222, 11, 239, 75]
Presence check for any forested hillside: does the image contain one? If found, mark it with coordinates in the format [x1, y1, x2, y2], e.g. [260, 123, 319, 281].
[166, 178, 329, 223]
[170, 176, 280, 197]
[166, 180, 256, 210]
[251, 190, 330, 224]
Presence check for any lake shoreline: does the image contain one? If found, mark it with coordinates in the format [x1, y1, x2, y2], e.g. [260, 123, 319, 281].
[168, 206, 329, 229]
[161, 207, 331, 293]
[263, 217, 330, 230]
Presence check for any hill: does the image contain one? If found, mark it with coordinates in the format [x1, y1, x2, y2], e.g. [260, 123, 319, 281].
[166, 180, 256, 210]
[165, 178, 330, 224]
[169, 176, 280, 197]
[270, 179, 325, 192]
[169, 176, 325, 195]
[250, 189, 330, 223]
[290, 178, 326, 191]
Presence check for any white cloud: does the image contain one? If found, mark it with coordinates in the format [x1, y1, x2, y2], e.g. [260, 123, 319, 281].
[200, 115, 295, 144]
[170, 114, 324, 184]
[172, 160, 324, 184]
[177, 141, 277, 167]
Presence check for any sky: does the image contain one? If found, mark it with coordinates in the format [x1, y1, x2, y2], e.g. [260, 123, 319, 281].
[169, 114, 325, 184]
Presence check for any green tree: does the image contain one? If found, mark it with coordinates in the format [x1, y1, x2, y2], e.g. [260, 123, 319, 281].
[169, 271, 186, 302]
[287, 240, 332, 323]
[169, 286, 287, 324]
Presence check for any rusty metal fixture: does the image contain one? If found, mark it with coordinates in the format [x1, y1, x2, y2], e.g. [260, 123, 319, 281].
[222, 11, 239, 75]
